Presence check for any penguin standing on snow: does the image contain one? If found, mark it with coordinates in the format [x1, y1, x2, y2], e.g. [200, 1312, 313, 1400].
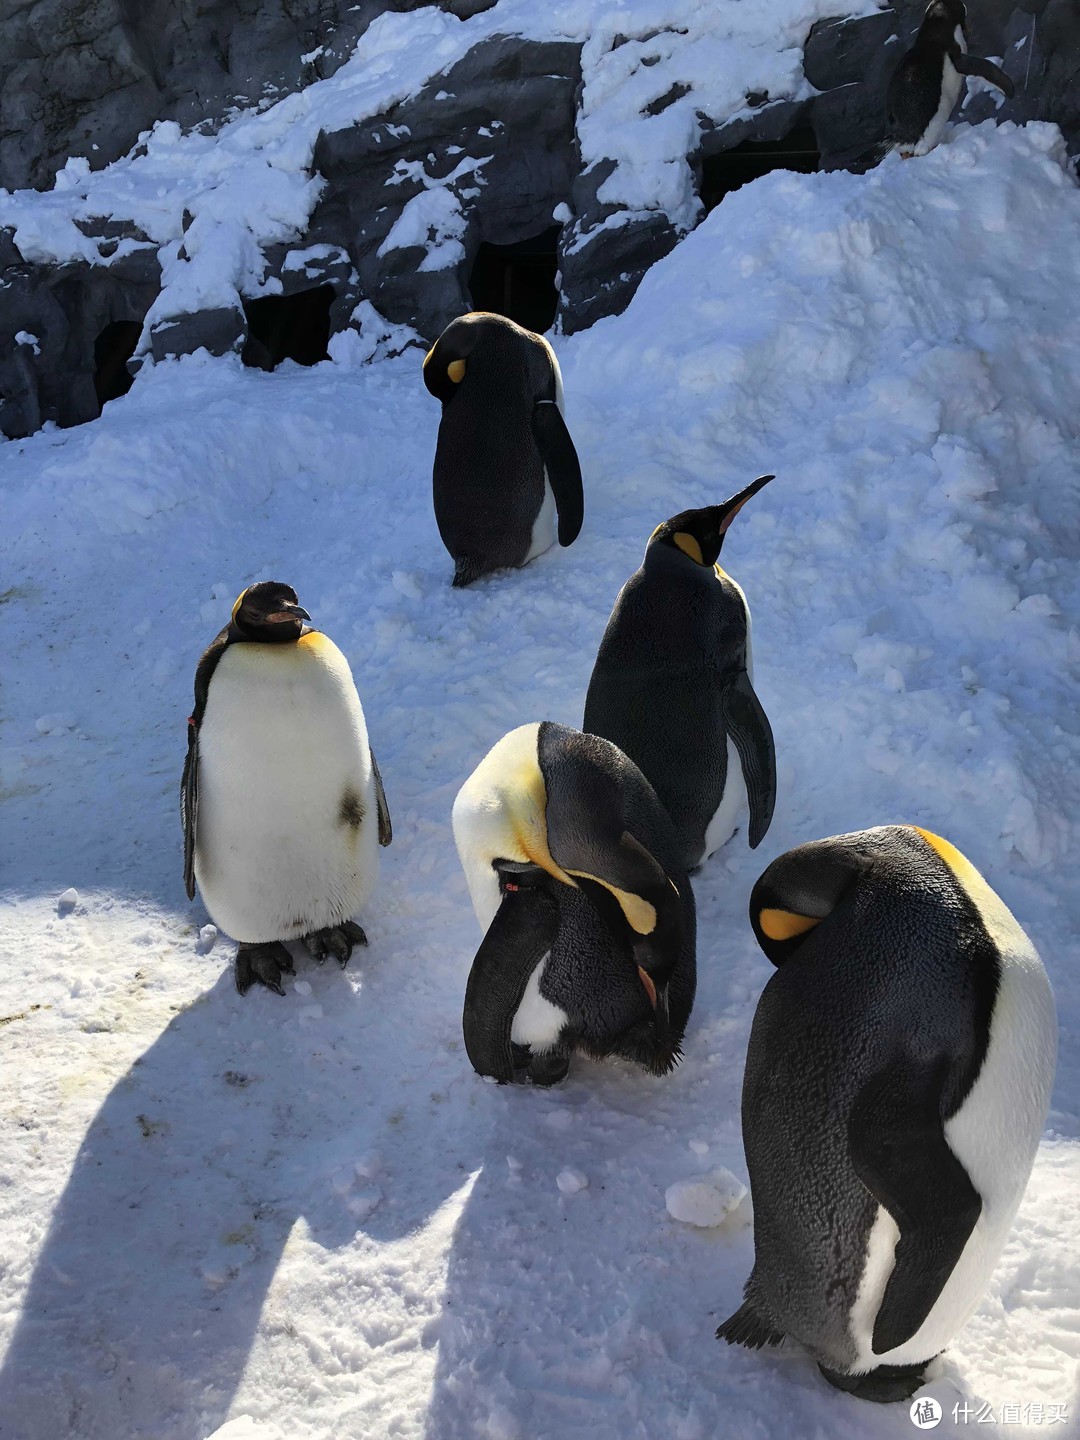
[181, 581, 392, 996]
[423, 311, 583, 587]
[453, 722, 696, 1085]
[886, 0, 1014, 159]
[717, 826, 1056, 1402]
[583, 476, 776, 872]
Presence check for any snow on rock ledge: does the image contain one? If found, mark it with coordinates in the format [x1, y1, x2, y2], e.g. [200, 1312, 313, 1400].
[2, 0, 1076, 438]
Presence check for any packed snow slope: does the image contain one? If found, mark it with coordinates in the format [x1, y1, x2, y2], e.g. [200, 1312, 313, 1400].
[1, 121, 1079, 1440]
[0, 0, 877, 333]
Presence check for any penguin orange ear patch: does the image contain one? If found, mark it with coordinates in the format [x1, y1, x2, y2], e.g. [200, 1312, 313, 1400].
[674, 532, 705, 564]
[231, 588, 248, 621]
[447, 359, 466, 383]
[758, 908, 820, 942]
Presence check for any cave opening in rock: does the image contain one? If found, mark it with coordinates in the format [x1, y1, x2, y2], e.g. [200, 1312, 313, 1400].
[468, 226, 561, 334]
[699, 125, 820, 213]
[241, 284, 334, 371]
[94, 320, 142, 410]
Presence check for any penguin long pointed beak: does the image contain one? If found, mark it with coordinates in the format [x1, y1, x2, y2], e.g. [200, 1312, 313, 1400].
[268, 604, 311, 623]
[717, 473, 775, 534]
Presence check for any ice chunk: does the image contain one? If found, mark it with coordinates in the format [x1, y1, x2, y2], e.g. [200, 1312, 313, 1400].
[665, 1169, 747, 1227]
[556, 1168, 588, 1195]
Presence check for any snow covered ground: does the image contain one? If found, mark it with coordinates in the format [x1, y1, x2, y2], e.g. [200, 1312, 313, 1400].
[1, 120, 1079, 1439]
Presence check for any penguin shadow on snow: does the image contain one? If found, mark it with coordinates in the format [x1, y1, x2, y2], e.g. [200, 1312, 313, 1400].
[418, 1064, 877, 1440]
[0, 960, 460, 1440]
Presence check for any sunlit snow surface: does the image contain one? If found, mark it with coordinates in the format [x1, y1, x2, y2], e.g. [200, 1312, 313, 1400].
[1, 123, 1079, 1439]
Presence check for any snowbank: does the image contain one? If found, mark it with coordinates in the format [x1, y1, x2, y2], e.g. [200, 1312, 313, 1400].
[0, 121, 1077, 1439]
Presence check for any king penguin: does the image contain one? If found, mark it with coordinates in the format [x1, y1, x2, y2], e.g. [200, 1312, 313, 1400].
[181, 581, 393, 996]
[423, 311, 584, 587]
[717, 825, 1056, 1402]
[583, 476, 776, 872]
[886, 0, 1014, 159]
[452, 722, 696, 1085]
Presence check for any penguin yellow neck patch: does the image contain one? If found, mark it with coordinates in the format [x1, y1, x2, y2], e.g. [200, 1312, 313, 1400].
[759, 908, 820, 942]
[447, 359, 466, 383]
[231, 589, 248, 621]
[674, 532, 704, 564]
[567, 870, 657, 935]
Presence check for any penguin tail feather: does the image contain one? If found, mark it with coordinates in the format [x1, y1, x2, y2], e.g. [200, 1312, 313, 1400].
[716, 1302, 786, 1350]
[452, 555, 486, 588]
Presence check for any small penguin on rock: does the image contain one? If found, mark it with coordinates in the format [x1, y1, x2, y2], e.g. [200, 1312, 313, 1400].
[717, 825, 1056, 1402]
[181, 582, 392, 996]
[583, 476, 776, 871]
[886, 0, 1015, 159]
[453, 722, 696, 1085]
[423, 311, 583, 587]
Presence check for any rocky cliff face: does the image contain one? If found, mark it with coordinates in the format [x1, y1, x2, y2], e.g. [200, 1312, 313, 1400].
[1, 0, 1077, 440]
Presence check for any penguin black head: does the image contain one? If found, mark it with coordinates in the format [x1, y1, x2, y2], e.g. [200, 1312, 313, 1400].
[422, 314, 487, 404]
[747, 825, 976, 967]
[647, 474, 774, 569]
[230, 581, 311, 643]
[924, 0, 967, 36]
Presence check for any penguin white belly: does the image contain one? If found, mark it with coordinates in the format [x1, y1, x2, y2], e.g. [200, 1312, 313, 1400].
[525, 478, 557, 562]
[195, 633, 378, 943]
[511, 955, 568, 1051]
[913, 36, 965, 156]
[703, 588, 754, 860]
[453, 722, 544, 930]
[848, 928, 1056, 1371]
[525, 338, 565, 564]
[702, 736, 747, 860]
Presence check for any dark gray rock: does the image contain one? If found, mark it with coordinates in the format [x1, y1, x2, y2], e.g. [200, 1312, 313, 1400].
[3, 2, 1079, 437]
[0, 1, 468, 192]
[310, 34, 581, 339]
[0, 249, 158, 435]
[148, 306, 244, 364]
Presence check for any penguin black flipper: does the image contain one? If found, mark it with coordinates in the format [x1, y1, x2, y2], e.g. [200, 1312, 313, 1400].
[462, 885, 560, 1082]
[371, 749, 393, 847]
[716, 1300, 786, 1349]
[182, 727, 199, 900]
[848, 1055, 982, 1355]
[531, 400, 584, 546]
[719, 669, 776, 849]
[951, 49, 1015, 97]
[181, 625, 231, 901]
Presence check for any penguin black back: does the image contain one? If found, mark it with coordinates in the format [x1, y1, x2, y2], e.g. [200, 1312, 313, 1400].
[424, 312, 583, 586]
[886, 0, 1014, 158]
[453, 721, 696, 1084]
[584, 477, 776, 869]
[718, 825, 1056, 1402]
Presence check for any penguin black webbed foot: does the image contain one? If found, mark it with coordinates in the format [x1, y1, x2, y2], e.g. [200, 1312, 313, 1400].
[303, 920, 368, 968]
[817, 1361, 929, 1404]
[235, 941, 295, 997]
[509, 1043, 571, 1086]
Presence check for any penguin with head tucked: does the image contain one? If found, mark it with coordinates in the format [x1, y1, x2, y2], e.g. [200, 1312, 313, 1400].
[452, 722, 696, 1085]
[886, 0, 1014, 159]
[181, 581, 393, 997]
[717, 825, 1056, 1402]
[583, 476, 776, 872]
[423, 311, 583, 587]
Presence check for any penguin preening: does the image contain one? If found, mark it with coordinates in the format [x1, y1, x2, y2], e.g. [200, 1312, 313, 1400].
[886, 0, 1015, 159]
[181, 581, 392, 997]
[717, 826, 1056, 1402]
[423, 311, 584, 587]
[583, 476, 776, 872]
[452, 722, 696, 1085]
